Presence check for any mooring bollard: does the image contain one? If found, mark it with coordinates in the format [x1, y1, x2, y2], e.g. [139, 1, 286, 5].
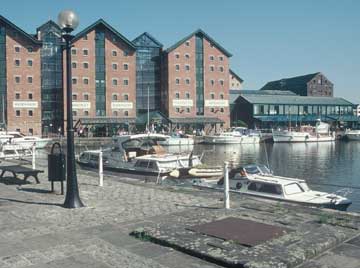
[99, 149, 103, 187]
[32, 143, 36, 169]
[224, 161, 230, 209]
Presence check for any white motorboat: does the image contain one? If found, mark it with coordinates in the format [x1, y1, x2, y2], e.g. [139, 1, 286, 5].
[272, 120, 335, 143]
[0, 143, 32, 159]
[157, 133, 194, 146]
[77, 133, 202, 176]
[345, 129, 360, 141]
[0, 131, 51, 149]
[203, 127, 261, 144]
[216, 164, 351, 211]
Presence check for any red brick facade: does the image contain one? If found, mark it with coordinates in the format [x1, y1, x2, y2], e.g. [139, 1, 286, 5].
[3, 24, 42, 135]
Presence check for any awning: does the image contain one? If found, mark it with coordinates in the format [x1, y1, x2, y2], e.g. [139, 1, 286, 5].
[253, 115, 335, 122]
[169, 117, 224, 124]
[136, 111, 171, 124]
[75, 117, 136, 127]
[326, 115, 360, 122]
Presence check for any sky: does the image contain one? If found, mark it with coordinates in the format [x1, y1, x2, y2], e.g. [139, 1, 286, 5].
[2, 0, 360, 103]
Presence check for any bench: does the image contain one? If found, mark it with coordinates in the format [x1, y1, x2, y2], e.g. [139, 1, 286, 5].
[0, 165, 43, 184]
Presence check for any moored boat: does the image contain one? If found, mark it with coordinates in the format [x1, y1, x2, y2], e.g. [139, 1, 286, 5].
[203, 127, 261, 144]
[345, 129, 360, 141]
[157, 133, 194, 146]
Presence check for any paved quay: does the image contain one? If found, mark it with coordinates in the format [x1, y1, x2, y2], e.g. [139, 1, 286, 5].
[0, 163, 359, 268]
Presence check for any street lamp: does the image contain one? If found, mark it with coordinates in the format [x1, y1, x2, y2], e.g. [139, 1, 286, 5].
[58, 10, 84, 208]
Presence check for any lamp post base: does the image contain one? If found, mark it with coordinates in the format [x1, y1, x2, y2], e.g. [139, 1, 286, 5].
[63, 193, 84, 209]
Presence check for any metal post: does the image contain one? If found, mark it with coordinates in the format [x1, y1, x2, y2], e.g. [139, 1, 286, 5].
[99, 148, 103, 187]
[63, 33, 84, 208]
[147, 84, 150, 133]
[32, 143, 36, 169]
[223, 161, 230, 209]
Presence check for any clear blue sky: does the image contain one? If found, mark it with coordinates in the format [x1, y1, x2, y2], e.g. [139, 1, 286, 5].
[2, 0, 360, 103]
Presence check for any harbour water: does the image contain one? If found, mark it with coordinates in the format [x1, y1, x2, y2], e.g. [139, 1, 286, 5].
[189, 141, 360, 212]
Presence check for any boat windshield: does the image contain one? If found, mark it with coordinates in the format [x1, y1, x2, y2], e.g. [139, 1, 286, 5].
[284, 183, 304, 195]
[243, 165, 272, 175]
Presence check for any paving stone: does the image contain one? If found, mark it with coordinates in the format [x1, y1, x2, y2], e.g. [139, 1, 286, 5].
[154, 251, 223, 268]
[126, 241, 173, 259]
[331, 243, 360, 260]
[346, 234, 360, 247]
[98, 230, 142, 248]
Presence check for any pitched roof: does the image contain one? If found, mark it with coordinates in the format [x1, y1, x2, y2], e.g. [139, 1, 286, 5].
[239, 90, 296, 96]
[36, 20, 61, 32]
[0, 15, 41, 44]
[71, 19, 136, 50]
[238, 94, 354, 106]
[132, 32, 163, 48]
[230, 69, 244, 83]
[165, 29, 232, 57]
[260, 72, 321, 95]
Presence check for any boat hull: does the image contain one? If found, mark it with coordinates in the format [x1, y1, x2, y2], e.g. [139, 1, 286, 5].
[203, 135, 260, 144]
[272, 131, 335, 143]
[158, 138, 194, 146]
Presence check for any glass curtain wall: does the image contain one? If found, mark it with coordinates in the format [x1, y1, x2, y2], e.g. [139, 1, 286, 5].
[0, 26, 6, 128]
[95, 28, 106, 116]
[39, 22, 63, 134]
[195, 34, 204, 115]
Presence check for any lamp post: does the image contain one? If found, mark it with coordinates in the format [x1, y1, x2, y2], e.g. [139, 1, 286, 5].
[58, 10, 84, 208]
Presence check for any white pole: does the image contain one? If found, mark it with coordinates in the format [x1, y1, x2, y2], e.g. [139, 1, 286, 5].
[32, 143, 36, 169]
[147, 84, 150, 133]
[99, 148, 103, 187]
[224, 161, 230, 209]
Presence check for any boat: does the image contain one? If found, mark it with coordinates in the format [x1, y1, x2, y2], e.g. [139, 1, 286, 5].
[0, 131, 51, 149]
[77, 133, 202, 176]
[345, 129, 360, 141]
[0, 142, 33, 159]
[203, 127, 261, 144]
[272, 120, 335, 143]
[215, 164, 351, 211]
[157, 133, 194, 146]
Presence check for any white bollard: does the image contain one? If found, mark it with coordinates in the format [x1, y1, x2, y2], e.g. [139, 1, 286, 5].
[32, 143, 36, 169]
[223, 161, 230, 209]
[99, 149, 103, 187]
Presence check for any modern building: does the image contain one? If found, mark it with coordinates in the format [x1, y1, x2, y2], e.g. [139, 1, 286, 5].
[37, 20, 64, 135]
[0, 15, 42, 135]
[261, 72, 334, 97]
[132, 32, 162, 116]
[231, 90, 357, 128]
[229, 69, 243, 90]
[162, 29, 232, 132]
[354, 104, 360, 117]
[66, 19, 137, 135]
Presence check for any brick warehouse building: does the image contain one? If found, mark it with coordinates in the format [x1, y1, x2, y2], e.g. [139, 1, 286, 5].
[0, 15, 234, 135]
[162, 29, 232, 132]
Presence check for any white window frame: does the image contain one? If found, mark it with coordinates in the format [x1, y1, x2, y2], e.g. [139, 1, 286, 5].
[83, 77, 89, 85]
[123, 78, 129, 86]
[112, 62, 118, 70]
[27, 76, 33, 84]
[83, 93, 89, 101]
[82, 48, 89, 56]
[112, 78, 118, 86]
[123, 63, 129, 71]
[27, 58, 33, 67]
[83, 62, 89, 69]
[14, 58, 21, 67]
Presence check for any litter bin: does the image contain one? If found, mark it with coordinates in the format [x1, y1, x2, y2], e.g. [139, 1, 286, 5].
[48, 142, 66, 194]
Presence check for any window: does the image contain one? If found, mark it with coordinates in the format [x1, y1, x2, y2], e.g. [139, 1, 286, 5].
[83, 78, 89, 85]
[123, 50, 129, 57]
[83, 62, 89, 69]
[210, 79, 215, 86]
[112, 94, 118, 101]
[113, 111, 118, 116]
[27, 47, 33, 53]
[72, 94, 77, 100]
[83, 35, 88, 40]
[211, 93, 215, 99]
[84, 94, 89, 101]
[219, 56, 224, 61]
[28, 93, 33, 100]
[124, 94, 129, 101]
[220, 108, 224, 113]
[124, 111, 129, 116]
[29, 128, 33, 135]
[15, 59, 20, 66]
[220, 93, 224, 99]
[175, 64, 180, 71]
[123, 63, 128, 70]
[175, 53, 180, 59]
[112, 50, 117, 56]
[185, 65, 190, 71]
[185, 92, 190, 99]
[210, 55, 214, 61]
[83, 49, 89, 56]
[175, 92, 180, 99]
[112, 63, 118, 70]
[72, 62, 77, 68]
[219, 66, 224, 72]
[112, 79, 118, 86]
[186, 108, 190, 113]
[72, 111, 77, 116]
[27, 76, 33, 83]
[210, 66, 214, 72]
[16, 110, 20, 117]
[219, 80, 224, 86]
[185, 78, 190, 85]
[27, 59, 33, 67]
[284, 183, 304, 195]
[71, 48, 77, 55]
[185, 41, 190, 46]
[72, 78, 77, 85]
[175, 78, 180, 85]
[15, 76, 20, 83]
[176, 107, 180, 113]
[15, 93, 20, 99]
[211, 108, 215, 113]
[123, 79, 129, 86]
[28, 110, 33, 117]
[84, 111, 89, 116]
[15, 46, 20, 53]
[185, 53, 190, 59]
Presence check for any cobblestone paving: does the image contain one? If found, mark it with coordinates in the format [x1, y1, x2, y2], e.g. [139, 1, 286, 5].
[0, 164, 223, 268]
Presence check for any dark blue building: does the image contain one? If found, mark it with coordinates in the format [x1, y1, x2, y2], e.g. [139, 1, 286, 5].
[132, 32, 162, 115]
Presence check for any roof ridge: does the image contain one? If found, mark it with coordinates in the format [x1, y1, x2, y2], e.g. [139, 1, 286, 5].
[0, 15, 41, 44]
